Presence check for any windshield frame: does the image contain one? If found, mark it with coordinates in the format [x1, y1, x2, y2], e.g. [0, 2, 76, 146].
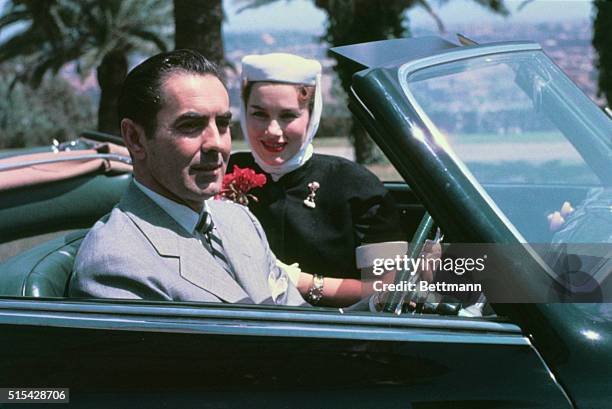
[398, 44, 544, 244]
[398, 43, 611, 245]
[395, 43, 612, 290]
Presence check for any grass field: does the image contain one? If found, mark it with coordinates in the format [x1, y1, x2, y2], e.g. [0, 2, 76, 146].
[231, 136, 352, 150]
[448, 130, 566, 143]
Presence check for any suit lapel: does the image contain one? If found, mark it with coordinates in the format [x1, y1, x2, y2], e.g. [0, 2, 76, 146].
[209, 201, 271, 303]
[178, 237, 253, 304]
[119, 183, 182, 257]
[120, 182, 252, 303]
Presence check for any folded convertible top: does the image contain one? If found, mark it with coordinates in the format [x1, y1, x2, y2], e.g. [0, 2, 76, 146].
[0, 140, 132, 192]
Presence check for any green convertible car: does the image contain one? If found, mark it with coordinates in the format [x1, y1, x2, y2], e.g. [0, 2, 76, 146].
[0, 37, 610, 408]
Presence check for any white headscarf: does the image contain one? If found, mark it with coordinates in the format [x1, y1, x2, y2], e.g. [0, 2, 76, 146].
[240, 53, 323, 181]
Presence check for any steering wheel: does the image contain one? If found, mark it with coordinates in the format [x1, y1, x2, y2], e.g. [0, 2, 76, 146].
[383, 212, 434, 313]
[384, 211, 491, 317]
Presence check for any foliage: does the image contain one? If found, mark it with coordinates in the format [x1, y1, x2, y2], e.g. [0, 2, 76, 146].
[0, 0, 171, 84]
[0, 63, 95, 149]
[0, 0, 172, 134]
[593, 0, 612, 106]
[318, 77, 351, 137]
[315, 0, 413, 163]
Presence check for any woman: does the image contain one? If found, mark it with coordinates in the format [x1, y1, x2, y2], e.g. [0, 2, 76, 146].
[228, 53, 404, 307]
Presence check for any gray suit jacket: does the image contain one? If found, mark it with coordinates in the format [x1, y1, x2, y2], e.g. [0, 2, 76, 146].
[69, 182, 305, 305]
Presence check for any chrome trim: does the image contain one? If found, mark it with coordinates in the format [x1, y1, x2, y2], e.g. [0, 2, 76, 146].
[350, 86, 376, 120]
[526, 337, 576, 408]
[398, 43, 541, 77]
[0, 300, 526, 345]
[0, 311, 529, 345]
[51, 139, 94, 153]
[0, 153, 132, 171]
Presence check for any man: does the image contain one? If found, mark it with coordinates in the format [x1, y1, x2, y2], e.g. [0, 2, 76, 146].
[69, 49, 304, 305]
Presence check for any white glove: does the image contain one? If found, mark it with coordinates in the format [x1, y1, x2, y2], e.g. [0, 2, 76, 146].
[276, 259, 302, 286]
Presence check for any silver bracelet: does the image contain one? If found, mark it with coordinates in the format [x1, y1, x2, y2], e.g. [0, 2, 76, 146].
[306, 274, 324, 305]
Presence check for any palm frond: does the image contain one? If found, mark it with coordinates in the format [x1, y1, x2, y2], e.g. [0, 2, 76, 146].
[234, 0, 284, 14]
[127, 28, 169, 52]
[0, 27, 45, 62]
[416, 0, 445, 33]
[0, 9, 30, 30]
[30, 55, 66, 86]
[517, 0, 534, 12]
[470, 0, 510, 16]
[0, 0, 169, 89]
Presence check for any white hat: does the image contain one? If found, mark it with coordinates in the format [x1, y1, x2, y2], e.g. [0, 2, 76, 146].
[240, 53, 323, 180]
[241, 53, 321, 85]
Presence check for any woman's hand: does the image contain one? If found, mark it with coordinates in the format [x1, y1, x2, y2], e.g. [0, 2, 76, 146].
[275, 259, 302, 286]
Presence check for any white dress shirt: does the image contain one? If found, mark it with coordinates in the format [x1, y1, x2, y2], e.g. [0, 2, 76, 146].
[133, 179, 209, 235]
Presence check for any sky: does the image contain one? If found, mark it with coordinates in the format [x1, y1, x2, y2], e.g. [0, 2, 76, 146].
[224, 0, 593, 33]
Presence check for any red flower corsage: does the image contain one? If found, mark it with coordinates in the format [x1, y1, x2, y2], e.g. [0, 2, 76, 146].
[218, 166, 267, 206]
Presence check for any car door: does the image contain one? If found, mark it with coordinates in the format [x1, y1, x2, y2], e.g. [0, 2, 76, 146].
[0, 298, 572, 408]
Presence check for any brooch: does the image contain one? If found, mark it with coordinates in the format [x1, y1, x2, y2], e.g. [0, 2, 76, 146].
[303, 181, 320, 209]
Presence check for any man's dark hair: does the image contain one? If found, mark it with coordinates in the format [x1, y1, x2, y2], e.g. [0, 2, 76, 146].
[118, 49, 224, 138]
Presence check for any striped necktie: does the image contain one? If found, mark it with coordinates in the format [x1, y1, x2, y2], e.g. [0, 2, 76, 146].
[195, 211, 235, 279]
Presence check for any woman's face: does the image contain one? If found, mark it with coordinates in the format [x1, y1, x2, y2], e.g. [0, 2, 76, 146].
[245, 83, 310, 166]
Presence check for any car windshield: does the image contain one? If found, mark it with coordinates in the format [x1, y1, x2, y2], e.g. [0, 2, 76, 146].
[401, 50, 612, 245]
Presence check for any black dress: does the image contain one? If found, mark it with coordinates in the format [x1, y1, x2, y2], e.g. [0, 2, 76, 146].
[228, 152, 403, 279]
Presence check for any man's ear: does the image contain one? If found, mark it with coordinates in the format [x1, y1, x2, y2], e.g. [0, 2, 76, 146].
[121, 118, 147, 161]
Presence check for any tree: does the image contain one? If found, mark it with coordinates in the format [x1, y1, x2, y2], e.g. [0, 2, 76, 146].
[0, 62, 95, 148]
[0, 0, 171, 136]
[315, 0, 411, 163]
[593, 0, 611, 107]
[237, 0, 508, 163]
[174, 0, 225, 66]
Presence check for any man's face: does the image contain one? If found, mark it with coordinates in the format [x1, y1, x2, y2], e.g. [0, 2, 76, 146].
[140, 73, 231, 210]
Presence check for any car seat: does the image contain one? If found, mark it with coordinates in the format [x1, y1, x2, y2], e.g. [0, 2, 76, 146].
[0, 230, 88, 297]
